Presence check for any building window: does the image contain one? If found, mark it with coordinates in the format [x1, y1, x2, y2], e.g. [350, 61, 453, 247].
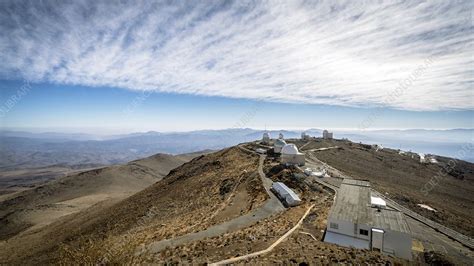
[330, 222, 339, 229]
[360, 229, 369, 236]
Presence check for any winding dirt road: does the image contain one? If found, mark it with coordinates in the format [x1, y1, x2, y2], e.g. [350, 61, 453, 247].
[138, 149, 285, 255]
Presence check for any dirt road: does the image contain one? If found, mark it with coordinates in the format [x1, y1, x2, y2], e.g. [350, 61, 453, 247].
[140, 152, 284, 255]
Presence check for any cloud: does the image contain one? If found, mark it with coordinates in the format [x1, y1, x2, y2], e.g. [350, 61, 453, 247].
[0, 0, 472, 111]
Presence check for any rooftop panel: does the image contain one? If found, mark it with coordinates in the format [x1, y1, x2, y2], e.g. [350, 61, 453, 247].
[329, 179, 410, 233]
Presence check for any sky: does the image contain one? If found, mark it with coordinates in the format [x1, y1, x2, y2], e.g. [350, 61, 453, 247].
[0, 0, 473, 133]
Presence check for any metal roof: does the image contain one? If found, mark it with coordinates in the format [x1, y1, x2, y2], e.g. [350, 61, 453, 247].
[329, 179, 410, 233]
[272, 182, 301, 201]
[370, 208, 410, 233]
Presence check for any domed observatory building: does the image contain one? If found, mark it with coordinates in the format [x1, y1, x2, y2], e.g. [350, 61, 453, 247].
[262, 132, 271, 145]
[273, 139, 287, 154]
[301, 132, 310, 140]
[281, 144, 305, 166]
[323, 130, 333, 139]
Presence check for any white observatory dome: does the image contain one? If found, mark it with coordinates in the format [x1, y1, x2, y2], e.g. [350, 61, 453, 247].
[275, 139, 286, 147]
[281, 144, 299, 155]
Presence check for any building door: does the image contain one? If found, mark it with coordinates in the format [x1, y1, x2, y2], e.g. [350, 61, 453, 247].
[371, 228, 384, 252]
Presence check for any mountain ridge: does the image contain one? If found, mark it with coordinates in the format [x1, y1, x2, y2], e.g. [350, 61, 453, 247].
[2, 128, 473, 172]
[0, 150, 209, 241]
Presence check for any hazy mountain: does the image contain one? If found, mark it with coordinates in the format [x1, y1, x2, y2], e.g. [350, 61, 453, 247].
[0, 130, 105, 141]
[1, 129, 472, 171]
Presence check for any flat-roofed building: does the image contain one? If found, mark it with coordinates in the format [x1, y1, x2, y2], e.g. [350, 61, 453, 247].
[324, 179, 412, 260]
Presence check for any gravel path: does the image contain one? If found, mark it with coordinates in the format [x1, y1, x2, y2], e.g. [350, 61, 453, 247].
[139, 151, 285, 255]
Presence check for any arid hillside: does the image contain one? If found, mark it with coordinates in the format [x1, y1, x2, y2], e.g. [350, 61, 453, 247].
[0, 141, 471, 265]
[0, 164, 104, 200]
[130, 146, 405, 265]
[0, 152, 206, 241]
[0, 147, 267, 264]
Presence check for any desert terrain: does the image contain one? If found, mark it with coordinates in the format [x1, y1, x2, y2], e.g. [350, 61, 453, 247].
[0, 140, 472, 265]
[289, 138, 474, 237]
[0, 151, 207, 241]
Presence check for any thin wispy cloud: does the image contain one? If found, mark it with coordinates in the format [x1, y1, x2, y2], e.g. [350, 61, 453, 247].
[0, 0, 472, 111]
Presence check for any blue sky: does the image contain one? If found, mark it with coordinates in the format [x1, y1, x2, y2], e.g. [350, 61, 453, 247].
[1, 80, 472, 133]
[0, 1, 473, 133]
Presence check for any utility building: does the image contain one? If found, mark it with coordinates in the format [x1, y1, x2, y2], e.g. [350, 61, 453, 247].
[323, 130, 333, 139]
[274, 139, 287, 154]
[281, 144, 305, 166]
[324, 179, 412, 260]
[271, 182, 301, 206]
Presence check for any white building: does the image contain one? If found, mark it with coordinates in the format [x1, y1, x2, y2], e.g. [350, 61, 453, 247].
[281, 144, 305, 166]
[262, 132, 271, 145]
[324, 179, 412, 260]
[273, 139, 287, 154]
[323, 130, 333, 139]
[420, 153, 438, 164]
[256, 148, 266, 154]
[304, 167, 327, 178]
[419, 153, 426, 164]
[315, 170, 326, 178]
[271, 182, 301, 206]
[373, 144, 383, 151]
[304, 168, 313, 176]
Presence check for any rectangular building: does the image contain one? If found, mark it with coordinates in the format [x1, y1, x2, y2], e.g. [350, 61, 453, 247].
[324, 179, 412, 260]
[271, 182, 301, 207]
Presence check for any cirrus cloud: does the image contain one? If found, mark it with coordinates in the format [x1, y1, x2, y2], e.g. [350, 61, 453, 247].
[0, 0, 472, 111]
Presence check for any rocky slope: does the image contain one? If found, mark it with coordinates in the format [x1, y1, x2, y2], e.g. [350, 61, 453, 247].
[1, 140, 472, 264]
[0, 152, 206, 241]
[0, 147, 267, 264]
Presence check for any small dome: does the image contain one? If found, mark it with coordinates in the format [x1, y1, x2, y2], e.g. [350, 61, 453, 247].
[274, 139, 286, 147]
[281, 144, 299, 155]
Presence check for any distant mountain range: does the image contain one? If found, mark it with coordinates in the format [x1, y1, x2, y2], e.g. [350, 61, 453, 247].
[1, 128, 473, 170]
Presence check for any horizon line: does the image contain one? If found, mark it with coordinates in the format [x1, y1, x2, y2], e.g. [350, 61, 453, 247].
[2, 127, 473, 136]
